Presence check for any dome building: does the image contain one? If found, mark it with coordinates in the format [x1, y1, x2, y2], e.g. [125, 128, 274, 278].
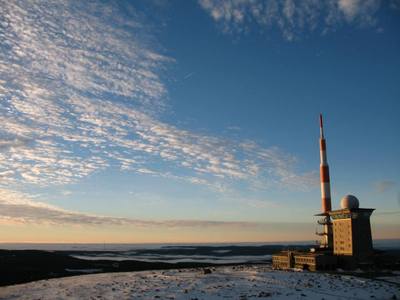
[340, 194, 359, 209]
[329, 195, 374, 261]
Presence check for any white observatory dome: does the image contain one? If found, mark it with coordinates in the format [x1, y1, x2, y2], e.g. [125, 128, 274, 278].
[340, 194, 360, 209]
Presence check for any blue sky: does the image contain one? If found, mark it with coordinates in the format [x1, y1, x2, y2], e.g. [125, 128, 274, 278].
[0, 0, 399, 243]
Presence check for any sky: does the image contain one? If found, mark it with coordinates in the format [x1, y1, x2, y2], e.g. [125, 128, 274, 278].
[0, 0, 399, 243]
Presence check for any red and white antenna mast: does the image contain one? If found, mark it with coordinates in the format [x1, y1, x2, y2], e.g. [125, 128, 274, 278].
[319, 114, 332, 213]
[317, 114, 333, 249]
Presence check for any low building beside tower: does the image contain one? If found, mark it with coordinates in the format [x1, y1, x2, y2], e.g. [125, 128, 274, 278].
[272, 194, 375, 271]
[272, 250, 337, 271]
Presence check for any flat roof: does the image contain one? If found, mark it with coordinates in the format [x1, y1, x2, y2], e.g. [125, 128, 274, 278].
[272, 251, 331, 258]
[315, 208, 375, 216]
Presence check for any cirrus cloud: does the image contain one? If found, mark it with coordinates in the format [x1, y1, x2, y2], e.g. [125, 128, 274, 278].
[0, 0, 317, 196]
[198, 0, 383, 40]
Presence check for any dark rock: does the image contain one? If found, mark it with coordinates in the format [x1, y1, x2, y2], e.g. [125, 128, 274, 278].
[258, 291, 271, 297]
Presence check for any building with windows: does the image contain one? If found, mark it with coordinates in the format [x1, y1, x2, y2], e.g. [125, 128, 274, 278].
[272, 250, 337, 271]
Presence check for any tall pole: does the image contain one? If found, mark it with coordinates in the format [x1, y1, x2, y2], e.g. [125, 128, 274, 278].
[319, 114, 331, 213]
[319, 114, 333, 249]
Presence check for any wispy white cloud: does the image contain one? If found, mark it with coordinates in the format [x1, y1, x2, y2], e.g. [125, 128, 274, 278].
[0, 0, 316, 196]
[61, 190, 73, 196]
[390, 0, 400, 10]
[373, 180, 396, 193]
[0, 137, 32, 151]
[0, 188, 260, 228]
[198, 0, 382, 40]
[338, 0, 379, 21]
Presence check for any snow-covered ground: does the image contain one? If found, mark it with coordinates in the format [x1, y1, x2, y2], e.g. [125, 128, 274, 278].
[0, 265, 399, 300]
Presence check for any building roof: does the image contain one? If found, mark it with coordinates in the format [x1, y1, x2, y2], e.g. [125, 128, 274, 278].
[328, 208, 375, 214]
[328, 208, 375, 220]
[272, 250, 328, 257]
[315, 208, 374, 216]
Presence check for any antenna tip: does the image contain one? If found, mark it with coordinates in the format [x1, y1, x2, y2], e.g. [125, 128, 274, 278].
[319, 114, 323, 128]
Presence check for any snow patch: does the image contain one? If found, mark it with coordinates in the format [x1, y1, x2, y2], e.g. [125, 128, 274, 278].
[0, 265, 398, 300]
